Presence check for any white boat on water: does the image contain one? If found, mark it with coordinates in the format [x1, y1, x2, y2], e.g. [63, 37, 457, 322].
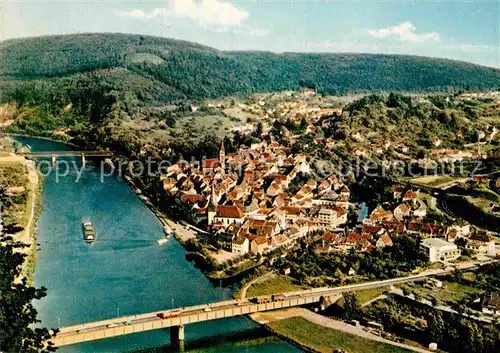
[157, 224, 173, 246]
[157, 238, 169, 246]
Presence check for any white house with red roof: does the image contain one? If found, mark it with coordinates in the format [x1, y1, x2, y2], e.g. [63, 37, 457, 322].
[251, 236, 270, 255]
[376, 234, 393, 249]
[209, 205, 245, 226]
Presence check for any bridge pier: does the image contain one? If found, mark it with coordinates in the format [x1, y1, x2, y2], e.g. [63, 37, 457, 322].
[170, 340, 185, 352]
[51, 154, 56, 167]
[170, 325, 185, 344]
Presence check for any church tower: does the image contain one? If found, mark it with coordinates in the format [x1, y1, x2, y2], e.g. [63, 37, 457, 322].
[219, 138, 226, 172]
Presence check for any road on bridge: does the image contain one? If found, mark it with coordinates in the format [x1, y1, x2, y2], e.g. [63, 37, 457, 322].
[51, 260, 493, 347]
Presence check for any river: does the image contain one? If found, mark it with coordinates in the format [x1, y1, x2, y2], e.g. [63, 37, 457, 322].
[16, 137, 302, 353]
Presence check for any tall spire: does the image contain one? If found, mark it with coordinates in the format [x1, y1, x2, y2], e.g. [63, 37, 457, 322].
[220, 138, 225, 154]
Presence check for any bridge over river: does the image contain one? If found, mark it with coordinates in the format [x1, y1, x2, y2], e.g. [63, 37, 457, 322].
[18, 151, 114, 157]
[18, 151, 113, 166]
[52, 269, 459, 347]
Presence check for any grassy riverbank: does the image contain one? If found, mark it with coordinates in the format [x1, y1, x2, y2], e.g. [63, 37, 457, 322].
[267, 317, 415, 353]
[0, 147, 41, 284]
[245, 274, 307, 298]
[24, 179, 44, 285]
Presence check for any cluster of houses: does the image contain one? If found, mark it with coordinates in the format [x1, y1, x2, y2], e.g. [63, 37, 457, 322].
[162, 95, 499, 265]
[162, 130, 496, 263]
[161, 140, 353, 257]
[315, 186, 497, 263]
[232, 92, 499, 167]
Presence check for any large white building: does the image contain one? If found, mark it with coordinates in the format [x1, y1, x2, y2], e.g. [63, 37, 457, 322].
[466, 239, 496, 257]
[420, 238, 461, 263]
[481, 293, 500, 316]
[231, 236, 250, 256]
[315, 207, 347, 229]
[449, 219, 470, 238]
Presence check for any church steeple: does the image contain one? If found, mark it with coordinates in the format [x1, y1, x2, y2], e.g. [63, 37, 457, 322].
[219, 138, 226, 172]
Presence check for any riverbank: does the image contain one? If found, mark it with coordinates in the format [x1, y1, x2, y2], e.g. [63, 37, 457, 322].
[121, 175, 184, 232]
[0, 150, 40, 282]
[24, 178, 44, 284]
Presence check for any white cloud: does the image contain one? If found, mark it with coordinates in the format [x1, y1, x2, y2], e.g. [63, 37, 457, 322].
[115, 1, 268, 37]
[367, 22, 440, 43]
[172, 0, 248, 27]
[116, 0, 248, 27]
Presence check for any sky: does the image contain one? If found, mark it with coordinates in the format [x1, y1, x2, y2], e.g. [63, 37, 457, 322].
[2, 0, 499, 68]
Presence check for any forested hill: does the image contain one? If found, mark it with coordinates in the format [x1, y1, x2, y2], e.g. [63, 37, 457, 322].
[1, 33, 499, 103]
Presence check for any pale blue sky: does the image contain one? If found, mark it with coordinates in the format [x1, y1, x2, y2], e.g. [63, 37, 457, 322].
[3, 0, 499, 67]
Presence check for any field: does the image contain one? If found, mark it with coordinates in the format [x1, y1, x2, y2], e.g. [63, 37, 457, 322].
[246, 275, 306, 298]
[409, 280, 482, 305]
[409, 175, 462, 188]
[118, 104, 249, 150]
[336, 287, 389, 307]
[176, 113, 243, 139]
[268, 317, 415, 353]
[355, 287, 389, 305]
[467, 196, 496, 213]
[465, 185, 499, 214]
[127, 52, 166, 65]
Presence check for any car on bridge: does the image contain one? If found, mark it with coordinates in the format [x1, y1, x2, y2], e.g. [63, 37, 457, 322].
[157, 310, 182, 319]
[271, 294, 288, 301]
[249, 296, 272, 304]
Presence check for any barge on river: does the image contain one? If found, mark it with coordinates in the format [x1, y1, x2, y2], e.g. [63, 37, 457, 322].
[82, 220, 96, 243]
